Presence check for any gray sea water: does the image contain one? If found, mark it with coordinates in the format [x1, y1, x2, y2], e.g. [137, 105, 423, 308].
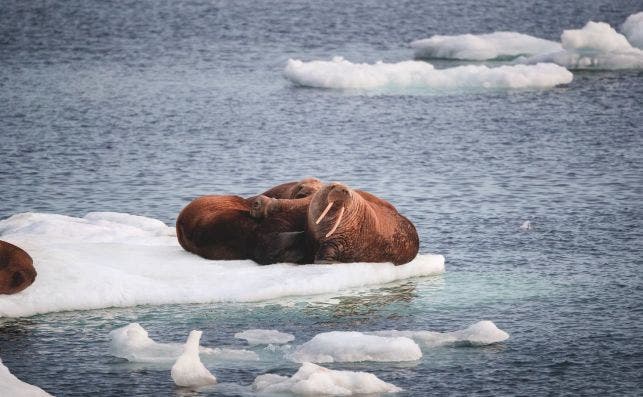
[1, 0, 642, 395]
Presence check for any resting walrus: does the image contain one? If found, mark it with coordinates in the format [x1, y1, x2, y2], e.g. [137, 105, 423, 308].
[307, 183, 419, 265]
[0, 240, 37, 294]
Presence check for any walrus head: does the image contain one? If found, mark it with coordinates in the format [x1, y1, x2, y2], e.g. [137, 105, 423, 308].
[249, 195, 274, 219]
[314, 182, 354, 238]
[0, 241, 37, 295]
[291, 178, 323, 199]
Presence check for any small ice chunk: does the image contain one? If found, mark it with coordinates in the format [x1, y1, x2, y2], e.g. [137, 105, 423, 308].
[373, 320, 510, 347]
[290, 331, 422, 363]
[234, 329, 295, 345]
[171, 330, 217, 388]
[0, 358, 52, 396]
[252, 362, 402, 395]
[520, 220, 532, 230]
[108, 323, 258, 363]
[621, 12, 643, 49]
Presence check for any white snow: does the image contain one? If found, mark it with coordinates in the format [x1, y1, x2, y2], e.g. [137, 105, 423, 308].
[372, 320, 510, 347]
[290, 331, 422, 363]
[521, 21, 643, 69]
[411, 32, 562, 60]
[234, 329, 295, 345]
[252, 362, 402, 396]
[621, 12, 643, 49]
[0, 212, 445, 318]
[109, 323, 258, 363]
[0, 358, 52, 397]
[284, 57, 572, 90]
[171, 330, 217, 387]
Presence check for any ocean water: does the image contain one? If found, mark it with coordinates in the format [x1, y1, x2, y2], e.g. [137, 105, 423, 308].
[1, 0, 642, 396]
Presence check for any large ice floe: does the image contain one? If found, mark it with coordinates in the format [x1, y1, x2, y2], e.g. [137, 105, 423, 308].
[372, 320, 510, 347]
[621, 12, 643, 49]
[235, 329, 295, 345]
[411, 32, 562, 61]
[0, 212, 444, 318]
[285, 57, 572, 90]
[0, 358, 52, 397]
[109, 323, 258, 363]
[521, 20, 643, 70]
[253, 362, 402, 396]
[290, 331, 422, 363]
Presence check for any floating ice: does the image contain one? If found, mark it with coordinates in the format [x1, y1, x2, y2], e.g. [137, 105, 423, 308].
[373, 320, 510, 347]
[0, 212, 445, 317]
[235, 329, 295, 345]
[252, 362, 402, 396]
[284, 57, 572, 91]
[171, 330, 217, 387]
[0, 358, 52, 397]
[622, 12, 643, 49]
[109, 323, 258, 363]
[411, 32, 562, 61]
[521, 21, 643, 69]
[290, 331, 422, 363]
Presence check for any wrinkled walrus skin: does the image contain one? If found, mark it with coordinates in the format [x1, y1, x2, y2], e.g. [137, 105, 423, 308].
[0, 240, 37, 294]
[306, 183, 419, 265]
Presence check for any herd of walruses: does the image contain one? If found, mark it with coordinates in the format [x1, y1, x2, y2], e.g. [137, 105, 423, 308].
[0, 178, 419, 295]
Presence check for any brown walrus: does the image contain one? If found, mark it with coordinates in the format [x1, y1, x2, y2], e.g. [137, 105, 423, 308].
[0, 240, 37, 294]
[306, 182, 419, 265]
[176, 178, 323, 263]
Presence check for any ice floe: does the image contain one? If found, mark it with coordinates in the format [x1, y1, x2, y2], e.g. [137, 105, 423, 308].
[621, 12, 643, 49]
[171, 330, 217, 387]
[252, 362, 402, 396]
[290, 331, 422, 363]
[0, 358, 52, 397]
[520, 20, 643, 70]
[372, 320, 510, 347]
[0, 212, 445, 317]
[284, 57, 572, 90]
[411, 32, 561, 61]
[235, 329, 295, 345]
[109, 323, 258, 363]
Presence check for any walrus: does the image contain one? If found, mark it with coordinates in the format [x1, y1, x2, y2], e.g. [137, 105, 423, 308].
[0, 240, 37, 294]
[306, 183, 419, 265]
[176, 195, 259, 260]
[260, 178, 323, 199]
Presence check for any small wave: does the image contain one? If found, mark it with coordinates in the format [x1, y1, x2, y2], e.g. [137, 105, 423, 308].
[411, 32, 561, 61]
[284, 57, 572, 91]
[0, 212, 444, 317]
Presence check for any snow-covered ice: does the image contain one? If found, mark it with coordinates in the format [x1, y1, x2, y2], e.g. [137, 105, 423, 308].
[411, 32, 561, 61]
[290, 331, 422, 363]
[0, 358, 52, 397]
[109, 323, 258, 363]
[252, 362, 402, 396]
[234, 329, 295, 345]
[284, 57, 572, 90]
[0, 212, 445, 317]
[373, 320, 510, 347]
[171, 330, 217, 387]
[621, 12, 643, 49]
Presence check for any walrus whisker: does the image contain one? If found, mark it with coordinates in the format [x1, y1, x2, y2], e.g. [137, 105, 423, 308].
[315, 201, 334, 224]
[325, 205, 345, 238]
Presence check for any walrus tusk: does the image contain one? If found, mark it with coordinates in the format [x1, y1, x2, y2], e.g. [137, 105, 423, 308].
[325, 205, 345, 238]
[315, 201, 334, 224]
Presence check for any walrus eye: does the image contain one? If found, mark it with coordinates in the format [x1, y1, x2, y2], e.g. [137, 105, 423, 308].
[253, 201, 260, 209]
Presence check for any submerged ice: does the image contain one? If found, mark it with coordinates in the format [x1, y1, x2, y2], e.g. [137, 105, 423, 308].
[235, 329, 295, 345]
[290, 331, 422, 363]
[253, 362, 402, 396]
[284, 57, 572, 90]
[373, 320, 510, 347]
[0, 212, 445, 317]
[411, 32, 562, 61]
